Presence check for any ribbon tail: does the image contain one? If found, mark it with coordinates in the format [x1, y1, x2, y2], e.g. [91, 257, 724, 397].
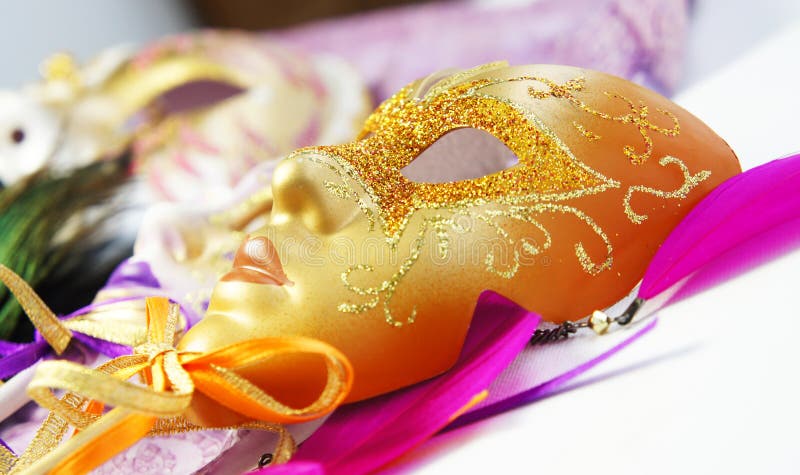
[7, 356, 162, 472]
[21, 408, 157, 475]
[147, 417, 297, 465]
[0, 265, 72, 354]
[27, 358, 190, 423]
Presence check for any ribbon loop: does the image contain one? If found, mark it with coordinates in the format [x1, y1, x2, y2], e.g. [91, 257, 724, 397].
[187, 340, 352, 423]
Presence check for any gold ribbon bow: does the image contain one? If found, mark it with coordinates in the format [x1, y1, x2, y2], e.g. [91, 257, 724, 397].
[0, 284, 353, 474]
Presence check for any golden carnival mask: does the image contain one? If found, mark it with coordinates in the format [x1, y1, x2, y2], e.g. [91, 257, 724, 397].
[178, 63, 740, 424]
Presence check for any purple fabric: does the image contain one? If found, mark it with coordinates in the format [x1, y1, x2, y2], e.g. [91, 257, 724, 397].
[271, 0, 689, 100]
[641, 153, 800, 300]
[0, 296, 138, 379]
[106, 259, 161, 289]
[448, 317, 658, 431]
[71, 333, 130, 359]
[255, 291, 540, 475]
[99, 259, 203, 325]
[0, 436, 13, 455]
[0, 293, 169, 379]
[0, 340, 49, 380]
[0, 341, 28, 355]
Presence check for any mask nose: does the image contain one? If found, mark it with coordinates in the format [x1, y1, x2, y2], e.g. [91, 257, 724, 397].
[270, 153, 362, 235]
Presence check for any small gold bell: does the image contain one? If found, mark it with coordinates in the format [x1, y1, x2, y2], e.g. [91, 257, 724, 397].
[589, 310, 611, 335]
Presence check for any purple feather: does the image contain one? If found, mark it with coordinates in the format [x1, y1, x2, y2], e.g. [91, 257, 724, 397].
[641, 153, 800, 300]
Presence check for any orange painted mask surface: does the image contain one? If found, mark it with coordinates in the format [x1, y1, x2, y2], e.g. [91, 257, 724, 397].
[178, 63, 740, 424]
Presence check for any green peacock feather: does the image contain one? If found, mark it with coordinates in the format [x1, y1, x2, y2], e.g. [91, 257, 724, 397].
[0, 155, 130, 339]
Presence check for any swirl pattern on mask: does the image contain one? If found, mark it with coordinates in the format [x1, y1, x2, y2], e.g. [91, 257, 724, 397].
[286, 67, 709, 326]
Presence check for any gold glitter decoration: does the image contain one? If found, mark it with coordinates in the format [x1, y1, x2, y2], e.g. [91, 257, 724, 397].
[415, 61, 509, 100]
[477, 203, 612, 277]
[524, 76, 680, 164]
[288, 68, 698, 326]
[338, 215, 452, 327]
[573, 121, 601, 141]
[296, 78, 616, 240]
[336, 200, 614, 325]
[286, 71, 637, 326]
[307, 154, 376, 231]
[624, 155, 712, 224]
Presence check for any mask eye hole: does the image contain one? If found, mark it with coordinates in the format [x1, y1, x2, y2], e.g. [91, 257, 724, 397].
[401, 128, 519, 184]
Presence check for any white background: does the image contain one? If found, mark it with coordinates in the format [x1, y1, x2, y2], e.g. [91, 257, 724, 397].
[0, 0, 195, 88]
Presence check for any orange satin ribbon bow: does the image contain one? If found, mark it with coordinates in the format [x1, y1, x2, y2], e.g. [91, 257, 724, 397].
[11, 297, 353, 474]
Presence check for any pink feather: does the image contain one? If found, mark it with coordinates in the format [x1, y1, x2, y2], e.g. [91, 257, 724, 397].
[258, 154, 800, 474]
[255, 291, 540, 475]
[641, 153, 800, 300]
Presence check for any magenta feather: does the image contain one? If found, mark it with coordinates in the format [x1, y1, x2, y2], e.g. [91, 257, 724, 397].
[259, 155, 800, 474]
[257, 291, 540, 475]
[641, 153, 800, 300]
